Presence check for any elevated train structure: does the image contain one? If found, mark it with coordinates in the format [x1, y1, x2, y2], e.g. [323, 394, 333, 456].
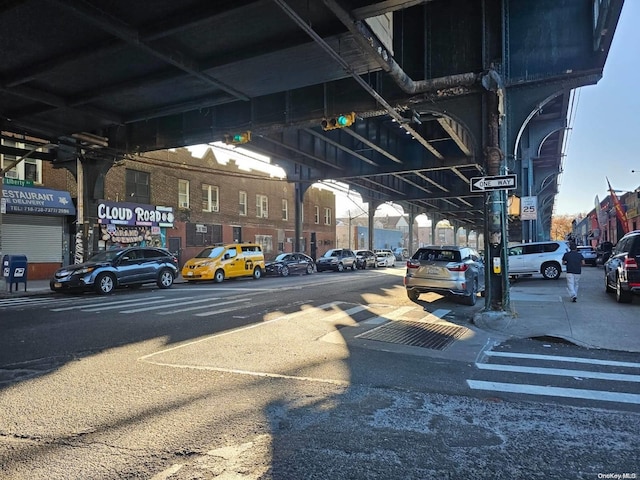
[0, 0, 625, 308]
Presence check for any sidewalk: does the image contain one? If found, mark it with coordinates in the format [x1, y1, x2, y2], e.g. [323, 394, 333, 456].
[2, 268, 638, 353]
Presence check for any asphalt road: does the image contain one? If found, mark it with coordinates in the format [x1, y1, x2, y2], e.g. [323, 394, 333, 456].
[0, 265, 638, 479]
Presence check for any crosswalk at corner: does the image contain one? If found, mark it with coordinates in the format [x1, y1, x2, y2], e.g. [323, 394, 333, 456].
[467, 349, 640, 406]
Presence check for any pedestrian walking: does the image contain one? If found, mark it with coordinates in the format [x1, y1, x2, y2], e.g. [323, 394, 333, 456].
[562, 243, 585, 302]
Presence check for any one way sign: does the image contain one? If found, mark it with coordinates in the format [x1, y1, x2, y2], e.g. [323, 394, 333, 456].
[470, 174, 517, 192]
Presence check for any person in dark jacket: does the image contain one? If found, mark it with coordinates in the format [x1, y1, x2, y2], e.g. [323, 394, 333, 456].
[562, 242, 585, 302]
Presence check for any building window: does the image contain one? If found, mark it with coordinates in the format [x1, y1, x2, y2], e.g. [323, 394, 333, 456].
[186, 223, 222, 247]
[324, 207, 332, 225]
[239, 191, 247, 216]
[256, 194, 268, 218]
[202, 184, 219, 212]
[255, 234, 273, 254]
[314, 205, 320, 224]
[179, 179, 190, 208]
[282, 199, 288, 220]
[1, 138, 43, 183]
[126, 169, 150, 204]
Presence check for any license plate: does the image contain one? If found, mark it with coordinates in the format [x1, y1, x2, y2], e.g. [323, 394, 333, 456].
[186, 271, 193, 276]
[426, 267, 439, 274]
[54, 282, 62, 288]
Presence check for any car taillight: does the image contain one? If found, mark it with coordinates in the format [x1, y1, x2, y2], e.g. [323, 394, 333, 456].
[447, 264, 468, 272]
[407, 260, 420, 269]
[623, 257, 638, 269]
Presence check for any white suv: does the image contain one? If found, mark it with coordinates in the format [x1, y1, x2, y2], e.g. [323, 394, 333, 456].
[507, 240, 570, 280]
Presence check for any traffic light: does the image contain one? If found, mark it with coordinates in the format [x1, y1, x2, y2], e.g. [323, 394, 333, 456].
[321, 112, 356, 131]
[224, 131, 251, 145]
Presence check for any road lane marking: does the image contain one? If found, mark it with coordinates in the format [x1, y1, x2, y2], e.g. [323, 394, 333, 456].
[467, 380, 640, 405]
[120, 297, 227, 313]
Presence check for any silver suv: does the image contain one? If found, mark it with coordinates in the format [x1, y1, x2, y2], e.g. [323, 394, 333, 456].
[507, 240, 569, 280]
[404, 245, 485, 305]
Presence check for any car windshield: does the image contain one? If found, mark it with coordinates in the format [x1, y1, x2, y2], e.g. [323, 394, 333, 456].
[88, 249, 125, 262]
[415, 249, 461, 262]
[195, 246, 225, 258]
[274, 253, 289, 261]
[323, 250, 340, 257]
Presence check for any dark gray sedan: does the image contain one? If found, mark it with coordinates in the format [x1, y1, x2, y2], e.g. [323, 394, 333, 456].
[264, 253, 316, 276]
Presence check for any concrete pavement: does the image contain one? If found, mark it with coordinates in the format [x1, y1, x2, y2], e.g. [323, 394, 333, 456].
[2, 266, 638, 353]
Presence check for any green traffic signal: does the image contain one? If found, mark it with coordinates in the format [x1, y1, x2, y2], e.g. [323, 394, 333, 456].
[337, 115, 349, 126]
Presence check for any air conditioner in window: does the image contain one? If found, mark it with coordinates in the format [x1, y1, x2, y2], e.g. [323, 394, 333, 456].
[180, 202, 189, 208]
[212, 205, 219, 212]
[286, 238, 292, 243]
[196, 224, 207, 233]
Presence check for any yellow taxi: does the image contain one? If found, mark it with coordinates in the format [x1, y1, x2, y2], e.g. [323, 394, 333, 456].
[181, 243, 265, 283]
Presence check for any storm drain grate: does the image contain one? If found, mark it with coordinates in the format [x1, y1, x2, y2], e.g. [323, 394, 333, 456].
[356, 321, 469, 350]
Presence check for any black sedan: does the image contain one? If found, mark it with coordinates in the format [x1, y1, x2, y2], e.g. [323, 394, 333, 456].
[50, 247, 178, 294]
[264, 253, 316, 277]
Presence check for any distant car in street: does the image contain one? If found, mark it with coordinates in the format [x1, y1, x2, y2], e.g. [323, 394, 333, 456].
[316, 248, 357, 272]
[577, 245, 597, 266]
[354, 249, 377, 269]
[404, 245, 485, 305]
[50, 247, 178, 295]
[393, 248, 409, 261]
[375, 250, 396, 267]
[596, 241, 613, 266]
[264, 253, 316, 276]
[604, 230, 640, 303]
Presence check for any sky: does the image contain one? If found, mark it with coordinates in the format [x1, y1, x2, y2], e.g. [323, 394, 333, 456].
[557, 0, 640, 216]
[189, 1, 639, 222]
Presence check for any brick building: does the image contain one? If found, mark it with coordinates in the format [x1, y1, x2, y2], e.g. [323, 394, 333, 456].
[102, 148, 336, 265]
[2, 142, 335, 278]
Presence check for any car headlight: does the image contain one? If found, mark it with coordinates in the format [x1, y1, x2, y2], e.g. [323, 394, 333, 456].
[78, 266, 95, 275]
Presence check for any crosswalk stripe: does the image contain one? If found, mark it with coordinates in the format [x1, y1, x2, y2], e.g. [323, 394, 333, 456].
[467, 380, 640, 405]
[484, 351, 640, 369]
[321, 305, 368, 322]
[51, 296, 167, 311]
[191, 298, 253, 316]
[120, 297, 225, 314]
[475, 363, 640, 383]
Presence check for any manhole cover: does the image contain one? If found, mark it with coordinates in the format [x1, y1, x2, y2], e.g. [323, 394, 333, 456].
[356, 321, 469, 350]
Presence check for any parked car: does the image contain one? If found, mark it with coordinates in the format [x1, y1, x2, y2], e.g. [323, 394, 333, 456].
[264, 253, 316, 276]
[182, 243, 265, 283]
[404, 245, 485, 305]
[375, 250, 396, 267]
[577, 245, 598, 266]
[354, 249, 377, 269]
[316, 248, 357, 272]
[507, 240, 570, 280]
[393, 248, 409, 261]
[50, 247, 178, 295]
[604, 230, 640, 303]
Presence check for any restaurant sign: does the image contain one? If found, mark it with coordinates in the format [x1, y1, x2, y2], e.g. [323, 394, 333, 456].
[97, 201, 174, 228]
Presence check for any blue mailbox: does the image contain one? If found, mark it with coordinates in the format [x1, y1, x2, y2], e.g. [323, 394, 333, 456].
[2, 254, 28, 292]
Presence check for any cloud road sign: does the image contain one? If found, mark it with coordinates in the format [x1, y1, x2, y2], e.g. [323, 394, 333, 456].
[470, 174, 517, 192]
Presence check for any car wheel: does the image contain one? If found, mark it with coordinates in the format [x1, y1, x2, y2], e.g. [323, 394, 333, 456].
[253, 266, 262, 280]
[407, 288, 420, 302]
[337, 262, 344, 272]
[94, 272, 115, 295]
[541, 262, 561, 280]
[604, 270, 614, 293]
[214, 269, 225, 283]
[615, 275, 633, 303]
[157, 268, 174, 289]
[462, 279, 478, 306]
[351, 262, 357, 271]
[306, 264, 314, 275]
[281, 266, 290, 277]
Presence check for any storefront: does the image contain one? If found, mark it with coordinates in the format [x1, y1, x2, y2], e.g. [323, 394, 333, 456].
[1, 180, 76, 279]
[96, 200, 175, 251]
